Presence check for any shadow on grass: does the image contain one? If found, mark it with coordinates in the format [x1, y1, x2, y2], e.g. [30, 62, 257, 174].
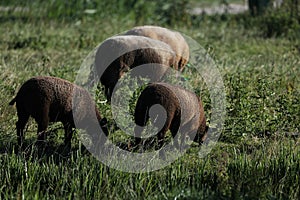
[0, 129, 91, 164]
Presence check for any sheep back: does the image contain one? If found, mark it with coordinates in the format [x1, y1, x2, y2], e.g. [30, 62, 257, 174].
[11, 76, 106, 137]
[124, 25, 190, 71]
[134, 82, 206, 144]
[95, 35, 176, 100]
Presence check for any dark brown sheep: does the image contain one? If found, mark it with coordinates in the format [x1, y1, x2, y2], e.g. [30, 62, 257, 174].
[134, 82, 207, 152]
[124, 25, 190, 71]
[94, 35, 176, 101]
[9, 76, 108, 149]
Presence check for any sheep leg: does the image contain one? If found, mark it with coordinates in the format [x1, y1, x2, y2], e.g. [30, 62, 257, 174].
[134, 126, 144, 148]
[156, 121, 172, 159]
[36, 107, 49, 146]
[157, 128, 168, 150]
[155, 116, 175, 160]
[169, 117, 180, 150]
[37, 123, 48, 144]
[157, 130, 167, 159]
[134, 103, 150, 149]
[16, 114, 29, 148]
[63, 123, 73, 151]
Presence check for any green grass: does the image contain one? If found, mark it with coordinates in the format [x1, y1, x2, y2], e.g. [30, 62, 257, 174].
[0, 0, 300, 199]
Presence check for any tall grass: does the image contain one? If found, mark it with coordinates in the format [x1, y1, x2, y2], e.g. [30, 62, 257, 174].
[0, 139, 298, 199]
[0, 0, 299, 199]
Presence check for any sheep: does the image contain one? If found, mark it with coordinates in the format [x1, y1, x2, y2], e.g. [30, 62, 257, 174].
[134, 82, 207, 154]
[123, 25, 190, 71]
[94, 35, 177, 101]
[9, 76, 109, 150]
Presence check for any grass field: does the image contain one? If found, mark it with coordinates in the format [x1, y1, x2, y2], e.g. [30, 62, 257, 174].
[0, 0, 299, 199]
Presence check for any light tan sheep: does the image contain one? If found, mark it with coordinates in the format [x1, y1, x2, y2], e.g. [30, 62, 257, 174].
[124, 25, 189, 71]
[95, 35, 176, 101]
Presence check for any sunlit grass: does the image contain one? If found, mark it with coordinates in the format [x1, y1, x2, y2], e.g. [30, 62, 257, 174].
[0, 0, 299, 199]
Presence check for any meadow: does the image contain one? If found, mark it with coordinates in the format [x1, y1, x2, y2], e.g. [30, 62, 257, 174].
[0, 0, 299, 199]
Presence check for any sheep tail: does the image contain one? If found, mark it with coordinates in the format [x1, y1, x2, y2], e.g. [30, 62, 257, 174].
[9, 97, 16, 105]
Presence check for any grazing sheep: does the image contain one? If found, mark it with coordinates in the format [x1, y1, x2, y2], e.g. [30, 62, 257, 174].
[124, 25, 190, 71]
[134, 82, 207, 152]
[9, 76, 108, 149]
[94, 35, 176, 101]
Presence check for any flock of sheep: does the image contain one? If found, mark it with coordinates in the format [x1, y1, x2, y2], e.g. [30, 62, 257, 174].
[9, 25, 208, 155]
